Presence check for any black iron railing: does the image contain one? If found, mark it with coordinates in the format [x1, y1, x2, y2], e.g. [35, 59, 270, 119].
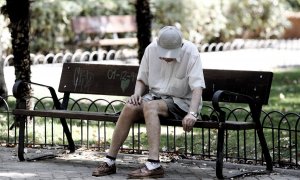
[0, 95, 299, 169]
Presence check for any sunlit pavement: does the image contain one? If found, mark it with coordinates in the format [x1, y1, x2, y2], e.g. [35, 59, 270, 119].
[201, 49, 300, 71]
[0, 146, 299, 180]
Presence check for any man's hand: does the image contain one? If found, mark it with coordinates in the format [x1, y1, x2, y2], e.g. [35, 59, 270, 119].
[182, 114, 197, 132]
[127, 94, 142, 105]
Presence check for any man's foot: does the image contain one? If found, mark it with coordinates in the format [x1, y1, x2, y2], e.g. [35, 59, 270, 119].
[92, 162, 116, 177]
[128, 165, 164, 179]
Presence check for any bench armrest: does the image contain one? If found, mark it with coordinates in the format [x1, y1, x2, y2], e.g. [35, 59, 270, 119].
[212, 90, 256, 122]
[12, 80, 61, 109]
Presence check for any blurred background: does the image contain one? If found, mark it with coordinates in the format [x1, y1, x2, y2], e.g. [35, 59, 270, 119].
[1, 0, 300, 55]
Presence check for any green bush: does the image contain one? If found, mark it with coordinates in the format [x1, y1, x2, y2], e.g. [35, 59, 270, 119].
[152, 0, 290, 43]
[151, 0, 227, 43]
[30, 0, 81, 53]
[221, 0, 290, 40]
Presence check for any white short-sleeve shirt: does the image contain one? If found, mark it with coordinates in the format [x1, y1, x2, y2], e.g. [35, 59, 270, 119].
[137, 40, 206, 112]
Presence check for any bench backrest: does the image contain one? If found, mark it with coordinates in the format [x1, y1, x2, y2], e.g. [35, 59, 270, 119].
[71, 15, 137, 34]
[58, 63, 273, 105]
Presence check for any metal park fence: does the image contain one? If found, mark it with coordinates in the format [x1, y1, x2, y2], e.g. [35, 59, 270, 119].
[0, 95, 299, 169]
[2, 39, 300, 67]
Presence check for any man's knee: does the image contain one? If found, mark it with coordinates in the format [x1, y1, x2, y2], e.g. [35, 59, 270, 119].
[143, 100, 169, 118]
[123, 103, 141, 113]
[143, 101, 158, 116]
[122, 103, 144, 118]
[117, 103, 143, 123]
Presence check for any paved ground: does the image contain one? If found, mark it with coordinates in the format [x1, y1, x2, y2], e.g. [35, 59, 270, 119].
[0, 146, 299, 180]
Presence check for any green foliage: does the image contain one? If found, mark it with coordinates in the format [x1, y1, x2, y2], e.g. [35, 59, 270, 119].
[30, 0, 81, 53]
[151, 0, 226, 43]
[29, 0, 135, 53]
[221, 0, 289, 40]
[73, 0, 134, 16]
[151, 0, 290, 43]
[286, 0, 300, 11]
[1, 0, 296, 53]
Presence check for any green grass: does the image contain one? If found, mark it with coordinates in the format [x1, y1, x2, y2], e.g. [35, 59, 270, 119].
[267, 67, 300, 112]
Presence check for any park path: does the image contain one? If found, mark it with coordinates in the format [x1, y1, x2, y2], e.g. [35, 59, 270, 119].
[4, 49, 300, 97]
[0, 146, 300, 180]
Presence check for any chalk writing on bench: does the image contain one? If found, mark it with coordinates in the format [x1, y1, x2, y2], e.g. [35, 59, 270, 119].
[107, 69, 137, 92]
[73, 67, 94, 92]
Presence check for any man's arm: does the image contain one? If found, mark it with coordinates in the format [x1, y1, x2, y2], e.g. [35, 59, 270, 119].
[182, 87, 203, 132]
[188, 87, 203, 113]
[127, 80, 146, 105]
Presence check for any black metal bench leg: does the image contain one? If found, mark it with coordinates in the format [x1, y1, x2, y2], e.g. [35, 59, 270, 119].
[216, 126, 225, 179]
[256, 127, 273, 171]
[17, 116, 26, 161]
[60, 117, 75, 153]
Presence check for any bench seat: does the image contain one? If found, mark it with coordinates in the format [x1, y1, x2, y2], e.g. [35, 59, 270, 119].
[13, 109, 256, 130]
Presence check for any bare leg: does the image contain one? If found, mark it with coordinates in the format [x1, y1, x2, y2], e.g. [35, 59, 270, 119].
[143, 100, 169, 160]
[107, 103, 143, 157]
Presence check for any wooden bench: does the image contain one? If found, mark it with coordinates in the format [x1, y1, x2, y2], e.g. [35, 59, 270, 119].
[71, 15, 137, 48]
[12, 62, 273, 179]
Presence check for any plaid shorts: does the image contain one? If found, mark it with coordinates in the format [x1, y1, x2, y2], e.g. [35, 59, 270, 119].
[142, 93, 187, 120]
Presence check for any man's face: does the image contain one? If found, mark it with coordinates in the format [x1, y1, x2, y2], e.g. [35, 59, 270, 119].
[159, 57, 176, 62]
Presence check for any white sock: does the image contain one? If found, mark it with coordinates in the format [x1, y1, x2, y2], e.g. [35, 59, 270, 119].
[145, 161, 160, 170]
[103, 157, 115, 166]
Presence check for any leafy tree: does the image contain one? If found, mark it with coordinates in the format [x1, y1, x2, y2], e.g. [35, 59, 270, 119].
[222, 0, 289, 40]
[151, 0, 227, 43]
[151, 0, 289, 43]
[30, 0, 82, 53]
[2, 0, 294, 54]
[286, 0, 300, 11]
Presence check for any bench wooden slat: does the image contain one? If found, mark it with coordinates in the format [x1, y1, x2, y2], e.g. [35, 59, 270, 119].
[58, 63, 137, 96]
[203, 69, 273, 104]
[12, 109, 119, 122]
[58, 63, 273, 104]
[13, 109, 255, 130]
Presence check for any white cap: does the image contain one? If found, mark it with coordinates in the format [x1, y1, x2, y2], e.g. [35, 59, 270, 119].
[157, 26, 182, 59]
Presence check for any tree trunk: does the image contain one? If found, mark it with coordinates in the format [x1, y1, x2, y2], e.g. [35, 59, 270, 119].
[135, 0, 152, 64]
[3, 0, 31, 98]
